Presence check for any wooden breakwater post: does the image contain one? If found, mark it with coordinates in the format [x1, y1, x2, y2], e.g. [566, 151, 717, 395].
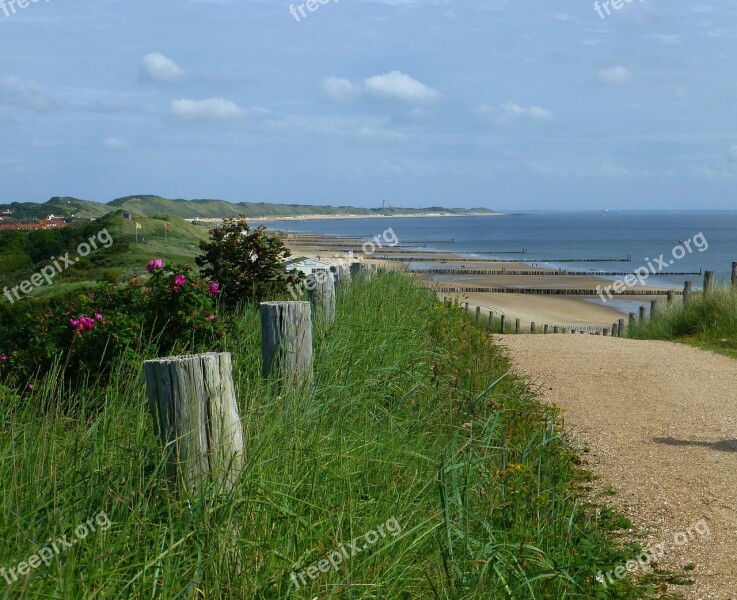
[544, 324, 549, 334]
[553, 326, 560, 334]
[333, 264, 351, 288]
[650, 299, 658, 320]
[618, 318, 625, 337]
[515, 318, 520, 334]
[260, 301, 313, 385]
[639, 305, 647, 322]
[603, 328, 609, 336]
[350, 262, 375, 281]
[531, 322, 536, 334]
[476, 306, 481, 324]
[612, 323, 618, 337]
[144, 352, 245, 493]
[488, 311, 493, 329]
[683, 280, 692, 306]
[667, 290, 674, 305]
[703, 271, 714, 294]
[307, 272, 336, 326]
[732, 262, 737, 288]
[629, 312, 636, 329]
[500, 315, 506, 334]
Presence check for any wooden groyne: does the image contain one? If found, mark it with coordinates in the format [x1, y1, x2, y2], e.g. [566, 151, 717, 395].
[435, 286, 680, 296]
[375, 255, 633, 263]
[415, 268, 702, 277]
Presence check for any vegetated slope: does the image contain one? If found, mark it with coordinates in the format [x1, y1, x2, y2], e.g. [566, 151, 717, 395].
[0, 274, 649, 598]
[1, 194, 496, 221]
[0, 212, 211, 300]
[108, 195, 497, 218]
[628, 284, 737, 357]
[0, 196, 111, 220]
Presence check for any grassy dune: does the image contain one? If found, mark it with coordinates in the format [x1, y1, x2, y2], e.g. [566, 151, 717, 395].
[627, 284, 737, 357]
[0, 273, 649, 598]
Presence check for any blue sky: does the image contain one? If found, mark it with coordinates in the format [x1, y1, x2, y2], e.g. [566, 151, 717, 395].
[0, 0, 736, 210]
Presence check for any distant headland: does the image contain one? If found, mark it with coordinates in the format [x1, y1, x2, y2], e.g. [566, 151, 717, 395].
[0, 195, 498, 224]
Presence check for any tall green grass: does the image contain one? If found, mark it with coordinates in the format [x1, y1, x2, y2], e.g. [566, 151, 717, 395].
[0, 273, 652, 598]
[627, 285, 737, 356]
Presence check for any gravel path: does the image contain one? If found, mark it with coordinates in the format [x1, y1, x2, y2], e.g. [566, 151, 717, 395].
[498, 334, 737, 600]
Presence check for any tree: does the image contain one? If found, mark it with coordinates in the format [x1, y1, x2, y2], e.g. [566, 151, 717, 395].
[196, 216, 302, 308]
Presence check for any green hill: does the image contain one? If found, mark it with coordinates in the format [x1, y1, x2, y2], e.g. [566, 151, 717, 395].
[0, 196, 111, 220]
[0, 194, 496, 222]
[109, 195, 496, 219]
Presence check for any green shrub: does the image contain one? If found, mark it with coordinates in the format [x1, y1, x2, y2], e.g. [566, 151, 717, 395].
[196, 216, 302, 308]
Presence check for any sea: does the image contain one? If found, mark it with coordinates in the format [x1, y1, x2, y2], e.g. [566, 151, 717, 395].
[261, 211, 737, 313]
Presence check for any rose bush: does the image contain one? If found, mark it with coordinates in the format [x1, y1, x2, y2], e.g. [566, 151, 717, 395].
[0, 259, 223, 394]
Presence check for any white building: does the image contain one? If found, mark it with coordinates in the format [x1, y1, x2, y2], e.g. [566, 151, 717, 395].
[284, 257, 337, 280]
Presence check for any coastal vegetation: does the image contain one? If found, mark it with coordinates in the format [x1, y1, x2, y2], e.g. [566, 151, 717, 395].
[0, 195, 496, 221]
[627, 284, 737, 357]
[0, 221, 655, 596]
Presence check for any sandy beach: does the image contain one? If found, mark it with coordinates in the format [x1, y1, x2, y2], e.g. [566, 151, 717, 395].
[281, 233, 669, 327]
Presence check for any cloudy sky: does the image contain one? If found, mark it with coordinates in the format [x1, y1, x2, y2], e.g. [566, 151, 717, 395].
[1, 0, 736, 210]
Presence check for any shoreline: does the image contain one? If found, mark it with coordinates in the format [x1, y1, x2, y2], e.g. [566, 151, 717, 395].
[279, 232, 669, 327]
[248, 212, 502, 222]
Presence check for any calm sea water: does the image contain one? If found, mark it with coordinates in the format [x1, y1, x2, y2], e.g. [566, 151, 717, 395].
[262, 211, 737, 294]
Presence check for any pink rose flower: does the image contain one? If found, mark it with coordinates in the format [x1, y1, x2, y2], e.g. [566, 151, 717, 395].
[174, 274, 186, 287]
[209, 282, 219, 295]
[147, 258, 164, 272]
[0, 355, 7, 362]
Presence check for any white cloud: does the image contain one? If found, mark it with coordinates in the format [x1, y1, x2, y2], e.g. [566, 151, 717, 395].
[478, 102, 553, 121]
[170, 98, 247, 121]
[322, 77, 362, 101]
[598, 66, 632, 85]
[364, 71, 441, 103]
[142, 52, 184, 82]
[323, 71, 441, 104]
[0, 76, 55, 111]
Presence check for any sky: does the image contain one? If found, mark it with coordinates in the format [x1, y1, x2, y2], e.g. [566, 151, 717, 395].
[0, 0, 736, 210]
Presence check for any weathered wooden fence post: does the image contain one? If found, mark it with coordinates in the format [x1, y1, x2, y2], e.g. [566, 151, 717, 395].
[260, 301, 313, 384]
[531, 322, 536, 334]
[650, 299, 658, 319]
[732, 262, 737, 288]
[612, 323, 619, 337]
[553, 326, 559, 333]
[667, 290, 674, 305]
[500, 315, 506, 334]
[476, 306, 481, 324]
[350, 262, 375, 281]
[629, 312, 636, 329]
[603, 328, 609, 336]
[515, 318, 520, 334]
[144, 352, 244, 494]
[683, 280, 692, 306]
[333, 264, 351, 288]
[307, 272, 336, 326]
[488, 311, 493, 329]
[618, 318, 625, 337]
[544, 324, 549, 334]
[639, 305, 647, 322]
[703, 271, 714, 294]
